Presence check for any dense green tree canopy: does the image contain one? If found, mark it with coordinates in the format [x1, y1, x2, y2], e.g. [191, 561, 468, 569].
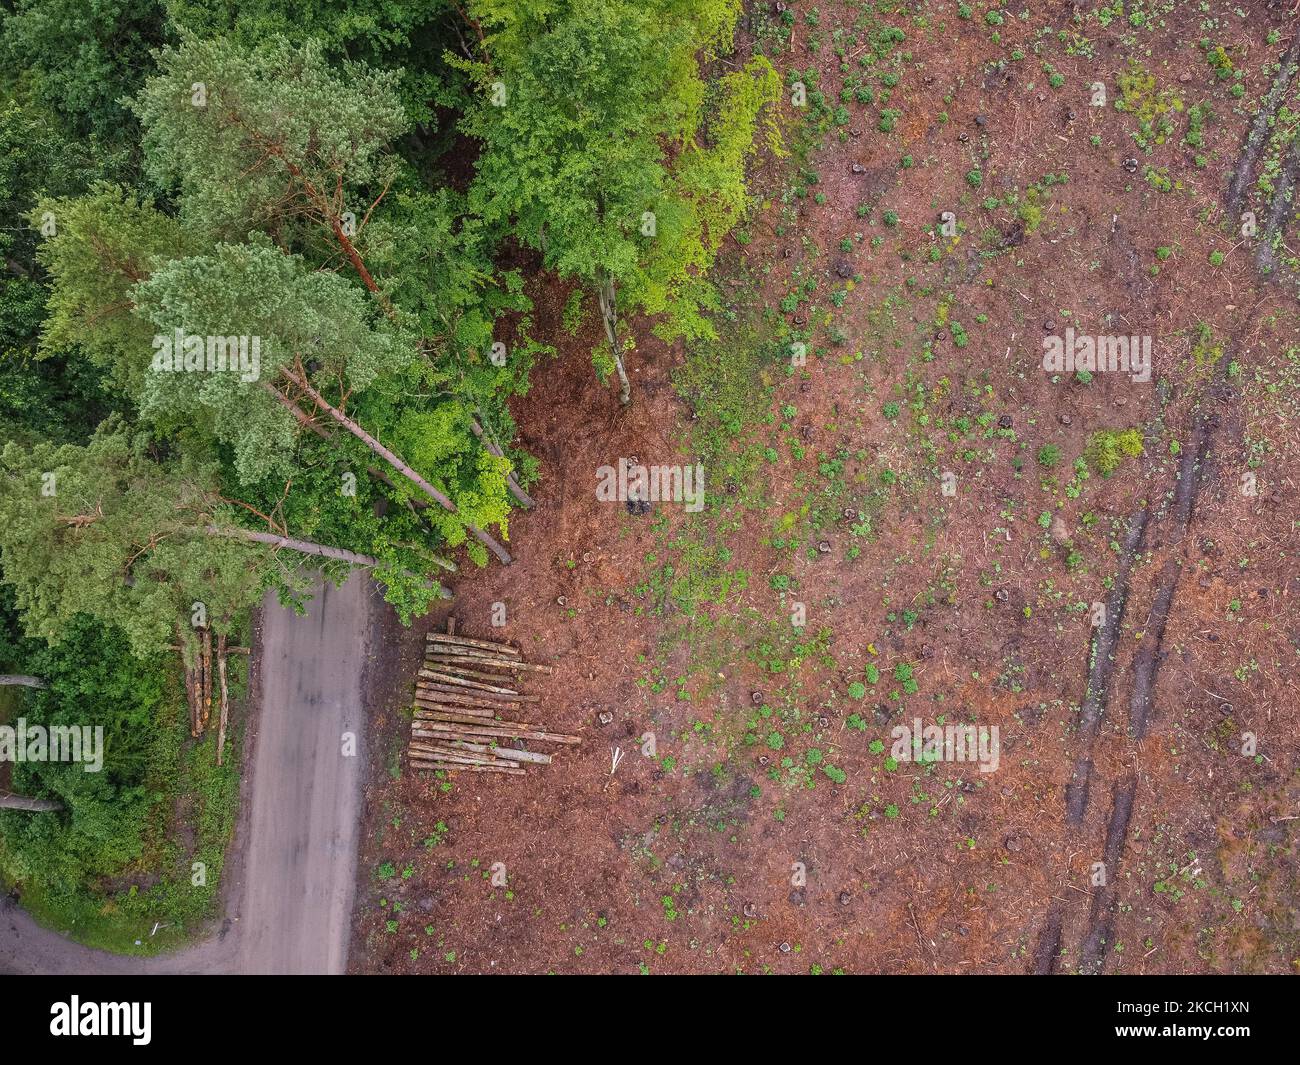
[0, 0, 778, 926]
[458, 0, 780, 397]
[1, 0, 775, 663]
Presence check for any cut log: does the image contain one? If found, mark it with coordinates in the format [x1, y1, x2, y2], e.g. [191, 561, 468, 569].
[414, 714, 532, 730]
[425, 632, 521, 656]
[412, 721, 581, 745]
[421, 659, 525, 684]
[414, 710, 530, 728]
[410, 751, 516, 771]
[424, 651, 552, 674]
[448, 741, 552, 765]
[415, 683, 535, 704]
[409, 740, 499, 760]
[411, 726, 520, 744]
[413, 687, 530, 709]
[415, 678, 512, 694]
[216, 633, 230, 767]
[423, 659, 522, 679]
[425, 642, 516, 661]
[417, 669, 519, 696]
[0, 792, 62, 812]
[412, 701, 496, 718]
[416, 702, 517, 723]
[411, 739, 506, 760]
[408, 760, 526, 776]
[0, 675, 46, 689]
[408, 748, 520, 766]
[409, 746, 497, 766]
[418, 688, 521, 709]
[424, 646, 520, 661]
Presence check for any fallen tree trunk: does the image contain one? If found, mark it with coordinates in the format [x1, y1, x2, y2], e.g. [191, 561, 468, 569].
[207, 526, 382, 566]
[0, 792, 62, 812]
[471, 417, 534, 509]
[278, 370, 512, 565]
[425, 632, 520, 656]
[598, 275, 632, 406]
[263, 383, 460, 573]
[200, 627, 213, 732]
[0, 675, 47, 688]
[216, 633, 231, 767]
[206, 526, 450, 597]
[180, 625, 201, 737]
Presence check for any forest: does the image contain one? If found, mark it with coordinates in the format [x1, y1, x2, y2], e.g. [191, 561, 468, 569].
[0, 0, 778, 944]
[4, 0, 1298, 977]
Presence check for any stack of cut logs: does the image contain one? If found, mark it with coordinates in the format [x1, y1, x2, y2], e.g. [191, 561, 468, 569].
[409, 620, 580, 777]
[179, 627, 246, 766]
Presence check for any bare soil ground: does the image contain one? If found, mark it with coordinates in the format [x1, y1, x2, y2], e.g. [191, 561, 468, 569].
[351, 1, 1300, 974]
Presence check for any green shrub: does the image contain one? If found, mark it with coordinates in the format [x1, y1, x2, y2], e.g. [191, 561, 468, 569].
[1084, 429, 1144, 476]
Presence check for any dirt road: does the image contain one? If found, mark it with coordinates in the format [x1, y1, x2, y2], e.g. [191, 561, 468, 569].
[0, 572, 375, 975]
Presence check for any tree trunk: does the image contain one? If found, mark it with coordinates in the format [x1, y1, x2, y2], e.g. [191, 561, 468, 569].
[206, 525, 377, 566]
[0, 675, 46, 688]
[216, 633, 230, 768]
[471, 417, 534, 508]
[200, 627, 213, 732]
[205, 526, 451, 598]
[0, 793, 62, 812]
[263, 380, 462, 556]
[597, 276, 632, 405]
[272, 372, 513, 564]
[177, 623, 199, 736]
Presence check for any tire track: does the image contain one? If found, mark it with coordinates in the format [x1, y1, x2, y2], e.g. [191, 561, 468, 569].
[1226, 28, 1300, 214]
[1078, 776, 1139, 975]
[1034, 369, 1231, 971]
[1064, 508, 1150, 825]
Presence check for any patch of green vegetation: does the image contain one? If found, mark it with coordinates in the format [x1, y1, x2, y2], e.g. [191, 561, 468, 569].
[0, 608, 240, 954]
[1083, 429, 1144, 477]
[1115, 61, 1183, 153]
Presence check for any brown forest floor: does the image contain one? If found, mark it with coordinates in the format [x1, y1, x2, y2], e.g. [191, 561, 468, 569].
[350, 1, 1300, 974]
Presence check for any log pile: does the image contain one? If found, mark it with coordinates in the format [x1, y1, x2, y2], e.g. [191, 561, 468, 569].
[408, 619, 579, 777]
[178, 625, 243, 762]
